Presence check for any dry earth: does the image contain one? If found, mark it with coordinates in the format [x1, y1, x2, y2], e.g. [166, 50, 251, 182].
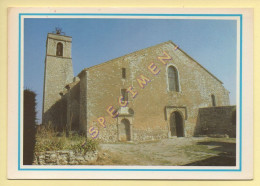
[94, 137, 236, 166]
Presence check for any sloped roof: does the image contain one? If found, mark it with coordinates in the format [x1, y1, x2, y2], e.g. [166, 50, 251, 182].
[78, 40, 223, 84]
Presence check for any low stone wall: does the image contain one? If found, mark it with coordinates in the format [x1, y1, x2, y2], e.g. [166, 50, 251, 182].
[195, 106, 236, 138]
[33, 150, 98, 165]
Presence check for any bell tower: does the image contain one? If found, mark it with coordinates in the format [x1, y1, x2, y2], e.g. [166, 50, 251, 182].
[42, 28, 74, 126]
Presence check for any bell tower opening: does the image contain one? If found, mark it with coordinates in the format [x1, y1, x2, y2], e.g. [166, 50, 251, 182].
[56, 42, 63, 56]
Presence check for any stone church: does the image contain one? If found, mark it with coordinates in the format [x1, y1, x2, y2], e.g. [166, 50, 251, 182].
[42, 32, 236, 142]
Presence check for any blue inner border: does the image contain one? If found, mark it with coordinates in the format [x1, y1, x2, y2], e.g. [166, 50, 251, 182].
[18, 13, 242, 172]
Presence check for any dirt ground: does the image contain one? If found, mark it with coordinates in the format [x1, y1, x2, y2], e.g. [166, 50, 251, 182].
[94, 137, 236, 166]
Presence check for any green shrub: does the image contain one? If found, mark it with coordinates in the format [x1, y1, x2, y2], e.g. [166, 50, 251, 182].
[34, 138, 64, 152]
[71, 138, 99, 154]
[23, 89, 37, 165]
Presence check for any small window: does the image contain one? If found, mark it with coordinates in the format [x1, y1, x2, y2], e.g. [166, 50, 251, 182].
[121, 89, 128, 102]
[122, 68, 126, 79]
[56, 42, 63, 56]
[211, 94, 216, 107]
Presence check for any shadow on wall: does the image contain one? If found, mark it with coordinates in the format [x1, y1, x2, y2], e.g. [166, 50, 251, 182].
[23, 89, 37, 165]
[183, 141, 236, 166]
[194, 106, 236, 138]
[43, 83, 80, 132]
[42, 98, 64, 131]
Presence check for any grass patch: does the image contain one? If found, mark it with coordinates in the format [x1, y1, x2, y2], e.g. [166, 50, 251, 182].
[34, 124, 99, 153]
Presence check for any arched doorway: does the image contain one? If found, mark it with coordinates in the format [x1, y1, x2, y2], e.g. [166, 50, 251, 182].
[170, 111, 184, 137]
[119, 119, 131, 141]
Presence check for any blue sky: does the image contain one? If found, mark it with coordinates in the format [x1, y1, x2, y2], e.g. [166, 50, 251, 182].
[24, 18, 237, 123]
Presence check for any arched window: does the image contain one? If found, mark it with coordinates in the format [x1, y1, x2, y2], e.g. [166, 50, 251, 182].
[168, 66, 179, 92]
[211, 94, 216, 106]
[56, 42, 63, 56]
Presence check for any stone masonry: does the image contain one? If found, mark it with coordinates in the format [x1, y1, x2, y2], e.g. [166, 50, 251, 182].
[77, 41, 230, 141]
[33, 150, 98, 165]
[195, 106, 236, 138]
[42, 32, 235, 142]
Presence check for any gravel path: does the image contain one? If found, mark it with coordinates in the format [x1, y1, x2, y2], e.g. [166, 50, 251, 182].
[96, 137, 236, 166]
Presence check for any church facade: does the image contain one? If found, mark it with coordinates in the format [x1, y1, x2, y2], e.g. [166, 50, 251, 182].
[42, 32, 235, 142]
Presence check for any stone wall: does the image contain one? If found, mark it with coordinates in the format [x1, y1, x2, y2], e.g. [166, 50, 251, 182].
[78, 71, 88, 133]
[61, 79, 80, 131]
[78, 41, 230, 142]
[33, 150, 98, 165]
[195, 106, 236, 137]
